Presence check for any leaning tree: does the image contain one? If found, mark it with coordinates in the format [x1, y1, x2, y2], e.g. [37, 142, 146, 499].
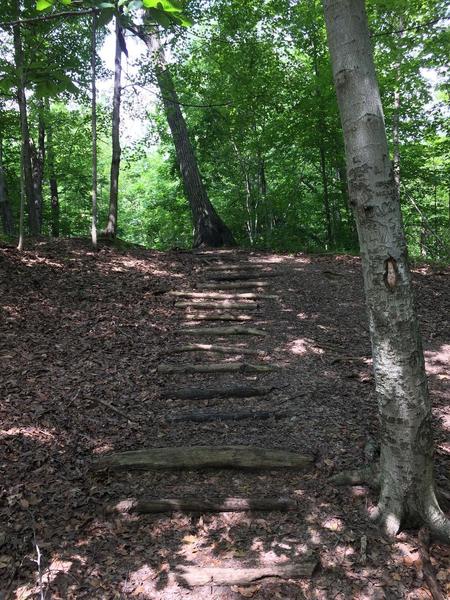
[323, 0, 449, 541]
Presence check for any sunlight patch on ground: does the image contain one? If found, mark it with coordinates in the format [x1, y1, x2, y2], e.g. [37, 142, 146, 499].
[288, 338, 324, 356]
[0, 426, 56, 442]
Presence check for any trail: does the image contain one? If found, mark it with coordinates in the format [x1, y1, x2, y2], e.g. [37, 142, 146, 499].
[0, 240, 448, 599]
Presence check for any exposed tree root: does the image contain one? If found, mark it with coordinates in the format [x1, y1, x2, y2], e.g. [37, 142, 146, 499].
[330, 463, 450, 543]
[418, 528, 446, 600]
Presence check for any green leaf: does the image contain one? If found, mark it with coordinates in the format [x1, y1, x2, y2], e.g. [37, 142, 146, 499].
[59, 0, 72, 5]
[128, 0, 143, 9]
[97, 8, 114, 27]
[36, 0, 54, 11]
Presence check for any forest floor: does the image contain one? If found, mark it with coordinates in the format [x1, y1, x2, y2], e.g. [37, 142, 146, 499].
[0, 238, 449, 600]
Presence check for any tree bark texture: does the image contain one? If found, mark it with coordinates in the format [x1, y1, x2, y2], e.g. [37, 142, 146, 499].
[13, 9, 40, 236]
[106, 496, 298, 515]
[144, 30, 235, 248]
[30, 102, 45, 230]
[0, 134, 14, 236]
[91, 11, 98, 250]
[45, 99, 60, 237]
[93, 445, 314, 472]
[105, 16, 122, 238]
[323, 0, 449, 541]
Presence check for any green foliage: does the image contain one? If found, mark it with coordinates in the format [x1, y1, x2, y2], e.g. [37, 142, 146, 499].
[0, 0, 447, 259]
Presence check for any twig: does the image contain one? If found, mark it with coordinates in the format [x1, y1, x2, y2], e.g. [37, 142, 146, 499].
[417, 528, 445, 600]
[91, 397, 139, 426]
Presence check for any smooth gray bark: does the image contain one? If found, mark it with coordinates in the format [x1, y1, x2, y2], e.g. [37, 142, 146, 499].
[323, 0, 449, 541]
[105, 15, 122, 238]
[144, 29, 235, 248]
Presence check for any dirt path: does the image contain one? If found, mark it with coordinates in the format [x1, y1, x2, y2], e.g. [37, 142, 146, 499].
[0, 240, 449, 599]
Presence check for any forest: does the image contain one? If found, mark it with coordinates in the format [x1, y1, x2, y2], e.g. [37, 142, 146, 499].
[0, 0, 449, 599]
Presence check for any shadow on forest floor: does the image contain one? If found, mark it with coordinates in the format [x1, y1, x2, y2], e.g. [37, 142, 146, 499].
[0, 239, 449, 599]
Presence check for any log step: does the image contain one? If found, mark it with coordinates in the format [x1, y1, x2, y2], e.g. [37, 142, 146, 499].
[160, 385, 272, 400]
[93, 445, 314, 472]
[205, 272, 278, 281]
[166, 408, 292, 423]
[170, 344, 262, 356]
[173, 560, 317, 587]
[175, 301, 258, 310]
[197, 281, 271, 290]
[105, 496, 298, 515]
[184, 313, 253, 321]
[179, 326, 267, 336]
[168, 291, 277, 300]
[158, 362, 277, 374]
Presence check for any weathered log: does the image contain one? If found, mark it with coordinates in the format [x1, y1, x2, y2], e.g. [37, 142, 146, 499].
[197, 281, 271, 290]
[205, 271, 278, 281]
[173, 558, 317, 587]
[166, 408, 291, 423]
[170, 344, 262, 356]
[168, 291, 277, 300]
[160, 385, 272, 400]
[175, 301, 258, 310]
[93, 445, 315, 472]
[105, 496, 298, 515]
[185, 313, 253, 321]
[179, 326, 267, 336]
[158, 362, 277, 374]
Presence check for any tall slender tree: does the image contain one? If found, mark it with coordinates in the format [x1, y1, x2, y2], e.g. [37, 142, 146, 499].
[91, 10, 98, 250]
[143, 27, 235, 248]
[105, 13, 123, 238]
[0, 131, 15, 236]
[323, 0, 449, 541]
[12, 0, 40, 236]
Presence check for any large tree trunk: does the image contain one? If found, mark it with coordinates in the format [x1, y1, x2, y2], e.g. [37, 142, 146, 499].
[0, 134, 15, 236]
[105, 15, 122, 238]
[144, 29, 235, 248]
[323, 0, 449, 541]
[12, 6, 40, 236]
[45, 99, 60, 237]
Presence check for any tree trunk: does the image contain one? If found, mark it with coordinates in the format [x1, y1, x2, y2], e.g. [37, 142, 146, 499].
[144, 29, 235, 248]
[105, 15, 122, 238]
[91, 11, 98, 250]
[45, 99, 60, 237]
[30, 101, 45, 230]
[12, 6, 40, 236]
[0, 134, 15, 236]
[323, 0, 449, 541]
